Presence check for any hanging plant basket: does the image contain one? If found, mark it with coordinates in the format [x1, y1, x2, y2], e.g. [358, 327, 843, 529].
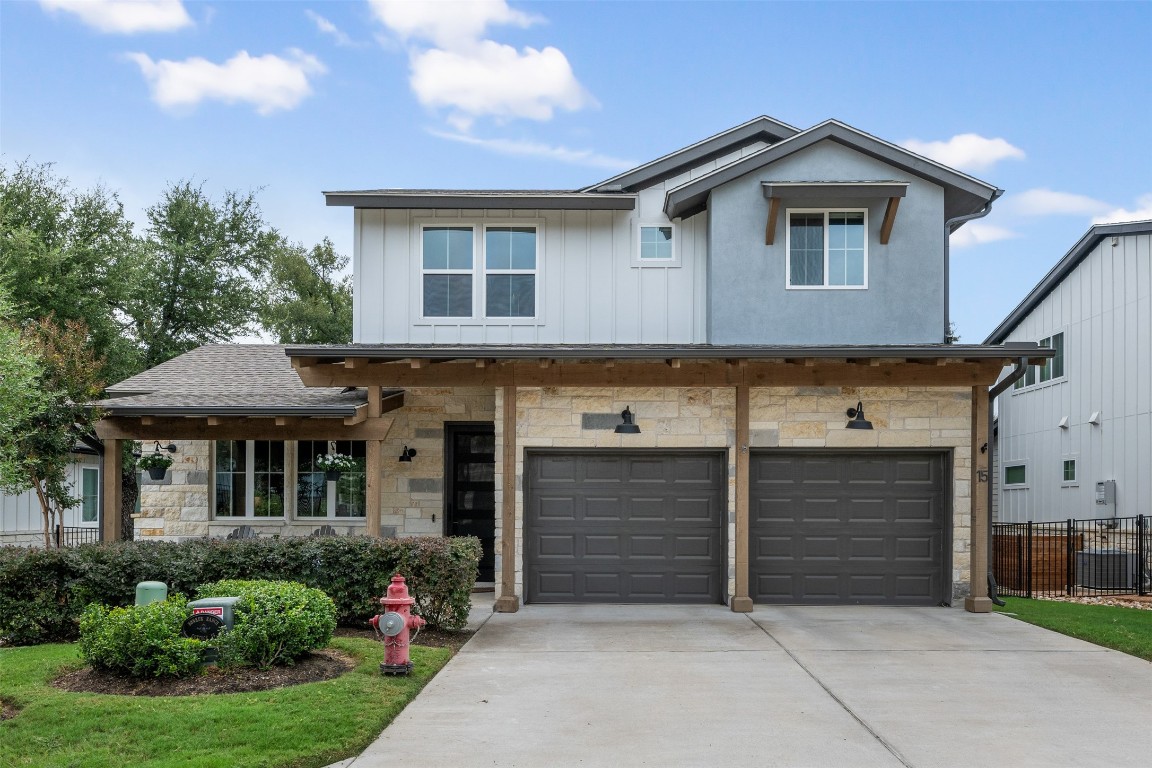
[325, 470, 342, 482]
[146, 467, 168, 481]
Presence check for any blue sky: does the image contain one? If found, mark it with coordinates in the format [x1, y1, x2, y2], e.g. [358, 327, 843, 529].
[3, 0, 1149, 343]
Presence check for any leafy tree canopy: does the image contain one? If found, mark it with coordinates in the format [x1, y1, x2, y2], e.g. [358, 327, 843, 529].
[261, 238, 352, 344]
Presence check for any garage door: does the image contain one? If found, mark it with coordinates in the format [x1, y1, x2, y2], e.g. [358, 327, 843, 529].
[525, 452, 725, 604]
[750, 452, 947, 605]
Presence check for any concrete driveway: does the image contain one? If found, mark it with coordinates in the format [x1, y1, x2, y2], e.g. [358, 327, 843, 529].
[348, 604, 1152, 768]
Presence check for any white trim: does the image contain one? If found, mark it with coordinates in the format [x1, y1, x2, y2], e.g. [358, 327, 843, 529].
[482, 224, 540, 319]
[1061, 457, 1079, 487]
[418, 224, 477, 320]
[784, 208, 869, 290]
[632, 221, 681, 267]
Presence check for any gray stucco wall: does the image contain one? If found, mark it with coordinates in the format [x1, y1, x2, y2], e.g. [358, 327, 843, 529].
[707, 140, 947, 344]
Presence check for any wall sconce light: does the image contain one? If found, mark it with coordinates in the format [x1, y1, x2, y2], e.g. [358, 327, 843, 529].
[615, 406, 641, 434]
[153, 441, 177, 454]
[398, 446, 417, 462]
[845, 402, 873, 430]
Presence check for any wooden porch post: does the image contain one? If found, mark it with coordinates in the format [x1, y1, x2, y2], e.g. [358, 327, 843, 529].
[494, 385, 521, 612]
[365, 386, 382, 538]
[965, 387, 992, 612]
[101, 438, 123, 542]
[731, 384, 753, 612]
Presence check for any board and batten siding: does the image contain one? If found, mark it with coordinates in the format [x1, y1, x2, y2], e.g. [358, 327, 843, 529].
[995, 229, 1151, 524]
[351, 145, 770, 345]
[0, 455, 101, 543]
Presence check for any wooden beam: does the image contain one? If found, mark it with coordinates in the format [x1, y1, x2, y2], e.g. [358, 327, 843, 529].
[96, 416, 396, 441]
[206, 416, 223, 426]
[140, 416, 155, 426]
[409, 358, 428, 369]
[764, 196, 781, 245]
[101, 439, 123, 542]
[343, 357, 368, 369]
[274, 416, 289, 427]
[880, 196, 900, 245]
[667, 358, 681, 369]
[538, 358, 552, 369]
[343, 403, 368, 426]
[731, 385, 752, 613]
[965, 387, 992, 613]
[379, 390, 405, 414]
[364, 385, 383, 538]
[494, 386, 520, 613]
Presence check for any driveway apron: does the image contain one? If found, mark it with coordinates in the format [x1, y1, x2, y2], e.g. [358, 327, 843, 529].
[348, 604, 1152, 768]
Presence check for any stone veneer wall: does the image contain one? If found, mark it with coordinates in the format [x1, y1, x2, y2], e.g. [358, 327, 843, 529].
[134, 387, 496, 542]
[495, 385, 973, 604]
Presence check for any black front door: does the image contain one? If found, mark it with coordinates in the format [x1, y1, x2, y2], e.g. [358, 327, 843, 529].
[445, 424, 496, 582]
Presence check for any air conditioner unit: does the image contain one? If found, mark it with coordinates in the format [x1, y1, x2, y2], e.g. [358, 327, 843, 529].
[1075, 550, 1137, 590]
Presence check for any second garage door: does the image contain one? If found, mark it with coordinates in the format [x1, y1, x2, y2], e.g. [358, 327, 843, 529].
[524, 452, 726, 604]
[750, 451, 948, 605]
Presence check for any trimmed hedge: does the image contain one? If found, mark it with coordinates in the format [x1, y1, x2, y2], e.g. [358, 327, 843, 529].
[0, 535, 481, 645]
[78, 595, 204, 678]
[198, 579, 336, 668]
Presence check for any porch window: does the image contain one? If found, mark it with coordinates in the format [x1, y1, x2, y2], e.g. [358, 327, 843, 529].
[214, 440, 285, 518]
[80, 467, 99, 523]
[297, 440, 366, 518]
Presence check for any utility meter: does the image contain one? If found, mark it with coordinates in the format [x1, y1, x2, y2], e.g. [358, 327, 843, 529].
[1095, 480, 1116, 509]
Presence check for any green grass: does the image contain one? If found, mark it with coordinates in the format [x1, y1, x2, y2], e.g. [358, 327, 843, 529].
[0, 638, 452, 768]
[995, 597, 1152, 661]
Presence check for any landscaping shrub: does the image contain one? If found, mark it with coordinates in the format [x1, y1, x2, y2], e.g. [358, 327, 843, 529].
[197, 579, 336, 668]
[78, 595, 204, 678]
[0, 535, 480, 645]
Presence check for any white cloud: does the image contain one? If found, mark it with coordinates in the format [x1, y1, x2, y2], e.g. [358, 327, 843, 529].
[369, 0, 536, 49]
[1005, 188, 1111, 217]
[411, 41, 594, 130]
[1093, 193, 1152, 224]
[305, 10, 354, 47]
[39, 0, 192, 34]
[950, 222, 1017, 248]
[903, 133, 1025, 172]
[126, 50, 326, 115]
[430, 130, 634, 170]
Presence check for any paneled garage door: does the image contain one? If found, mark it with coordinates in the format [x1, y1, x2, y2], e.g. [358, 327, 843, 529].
[524, 452, 725, 604]
[750, 452, 948, 605]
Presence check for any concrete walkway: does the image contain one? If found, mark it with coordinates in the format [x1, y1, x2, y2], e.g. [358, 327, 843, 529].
[347, 604, 1152, 768]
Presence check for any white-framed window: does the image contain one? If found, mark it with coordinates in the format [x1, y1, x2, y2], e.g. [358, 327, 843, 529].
[634, 223, 679, 266]
[297, 440, 366, 519]
[421, 226, 474, 318]
[214, 440, 286, 518]
[1004, 463, 1028, 488]
[1062, 458, 1078, 486]
[484, 226, 537, 317]
[80, 467, 99, 524]
[786, 209, 867, 289]
[1013, 331, 1065, 390]
[418, 222, 540, 320]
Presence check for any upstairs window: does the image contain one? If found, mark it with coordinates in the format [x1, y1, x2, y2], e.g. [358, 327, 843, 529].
[485, 227, 536, 317]
[1004, 463, 1027, 487]
[1013, 331, 1065, 390]
[640, 226, 673, 260]
[422, 227, 474, 317]
[787, 210, 867, 289]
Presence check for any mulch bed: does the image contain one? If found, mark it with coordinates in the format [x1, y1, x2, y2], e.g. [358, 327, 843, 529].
[49, 628, 474, 697]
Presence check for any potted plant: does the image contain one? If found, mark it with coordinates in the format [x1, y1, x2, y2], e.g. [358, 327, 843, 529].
[138, 452, 174, 481]
[316, 453, 356, 481]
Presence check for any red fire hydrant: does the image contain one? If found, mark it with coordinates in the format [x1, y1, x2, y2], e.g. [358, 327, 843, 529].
[369, 574, 426, 676]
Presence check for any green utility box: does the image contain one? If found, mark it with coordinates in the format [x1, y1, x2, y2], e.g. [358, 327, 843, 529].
[135, 581, 168, 606]
[187, 596, 242, 629]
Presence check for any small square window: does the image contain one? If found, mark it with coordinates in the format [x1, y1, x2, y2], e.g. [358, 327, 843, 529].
[640, 226, 673, 260]
[1004, 464, 1027, 486]
[1062, 459, 1077, 483]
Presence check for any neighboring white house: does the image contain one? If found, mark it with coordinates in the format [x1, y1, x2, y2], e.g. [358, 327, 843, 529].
[0, 450, 103, 546]
[986, 220, 1151, 524]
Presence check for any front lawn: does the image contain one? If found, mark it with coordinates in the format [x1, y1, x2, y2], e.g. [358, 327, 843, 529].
[0, 638, 452, 768]
[995, 597, 1152, 661]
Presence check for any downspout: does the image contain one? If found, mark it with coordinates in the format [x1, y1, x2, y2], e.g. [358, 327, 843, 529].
[985, 357, 1029, 606]
[944, 189, 1004, 341]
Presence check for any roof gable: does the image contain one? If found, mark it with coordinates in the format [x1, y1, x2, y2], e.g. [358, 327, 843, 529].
[664, 119, 1000, 221]
[984, 220, 1152, 344]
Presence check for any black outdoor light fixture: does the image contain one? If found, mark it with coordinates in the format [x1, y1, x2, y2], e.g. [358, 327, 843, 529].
[614, 406, 641, 434]
[845, 402, 873, 430]
[398, 446, 417, 462]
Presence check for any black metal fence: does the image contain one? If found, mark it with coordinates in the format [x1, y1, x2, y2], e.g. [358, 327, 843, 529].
[54, 525, 100, 548]
[993, 515, 1149, 598]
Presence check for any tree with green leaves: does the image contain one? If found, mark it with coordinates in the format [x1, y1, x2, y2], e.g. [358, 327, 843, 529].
[0, 291, 51, 492]
[261, 238, 353, 344]
[123, 181, 281, 369]
[0, 311, 106, 548]
[0, 160, 140, 383]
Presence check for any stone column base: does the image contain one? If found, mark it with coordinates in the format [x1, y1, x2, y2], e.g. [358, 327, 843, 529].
[964, 596, 993, 613]
[730, 596, 754, 613]
[493, 595, 520, 613]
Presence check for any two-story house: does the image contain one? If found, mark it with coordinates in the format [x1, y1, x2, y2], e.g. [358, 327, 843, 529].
[95, 116, 1049, 614]
[987, 220, 1151, 524]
